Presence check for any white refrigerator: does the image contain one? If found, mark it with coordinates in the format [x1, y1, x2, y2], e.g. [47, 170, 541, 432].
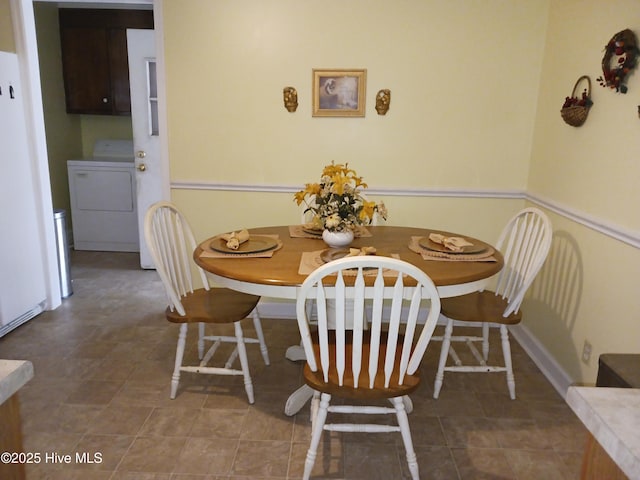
[0, 51, 47, 337]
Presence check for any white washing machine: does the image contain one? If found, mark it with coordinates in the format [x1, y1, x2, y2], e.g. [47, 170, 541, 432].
[67, 139, 139, 252]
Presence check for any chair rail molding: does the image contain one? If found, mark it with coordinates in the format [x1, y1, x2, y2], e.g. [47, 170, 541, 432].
[525, 192, 640, 249]
[171, 180, 639, 249]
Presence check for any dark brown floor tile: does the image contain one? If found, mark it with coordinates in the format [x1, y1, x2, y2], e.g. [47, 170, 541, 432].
[534, 416, 590, 453]
[240, 406, 294, 441]
[476, 392, 532, 419]
[139, 407, 200, 437]
[201, 385, 254, 409]
[403, 415, 447, 447]
[36, 469, 114, 479]
[440, 416, 501, 448]
[67, 340, 118, 358]
[72, 433, 136, 470]
[343, 442, 403, 479]
[117, 436, 187, 473]
[413, 389, 485, 417]
[231, 439, 291, 477]
[289, 438, 345, 479]
[503, 449, 574, 480]
[452, 447, 516, 479]
[188, 408, 246, 438]
[33, 404, 104, 434]
[110, 380, 207, 409]
[111, 472, 172, 479]
[87, 404, 153, 435]
[409, 444, 459, 480]
[31, 355, 105, 380]
[492, 417, 553, 450]
[170, 474, 221, 480]
[22, 431, 82, 456]
[173, 437, 238, 475]
[64, 380, 124, 405]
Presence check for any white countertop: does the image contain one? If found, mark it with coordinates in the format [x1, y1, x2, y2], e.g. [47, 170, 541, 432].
[0, 359, 34, 405]
[566, 386, 640, 480]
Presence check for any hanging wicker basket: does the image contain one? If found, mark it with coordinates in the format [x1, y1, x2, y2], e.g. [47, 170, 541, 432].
[560, 76, 592, 127]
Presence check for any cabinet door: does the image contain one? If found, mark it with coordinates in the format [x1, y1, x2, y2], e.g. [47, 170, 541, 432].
[60, 27, 113, 114]
[108, 28, 131, 114]
[58, 9, 153, 115]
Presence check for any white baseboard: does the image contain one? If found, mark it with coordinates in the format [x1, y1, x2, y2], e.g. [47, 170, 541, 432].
[257, 299, 574, 399]
[509, 323, 573, 399]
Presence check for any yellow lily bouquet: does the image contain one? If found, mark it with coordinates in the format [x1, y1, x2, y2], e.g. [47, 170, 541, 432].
[294, 162, 387, 232]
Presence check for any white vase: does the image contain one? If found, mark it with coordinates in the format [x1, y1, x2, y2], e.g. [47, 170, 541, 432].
[322, 229, 354, 248]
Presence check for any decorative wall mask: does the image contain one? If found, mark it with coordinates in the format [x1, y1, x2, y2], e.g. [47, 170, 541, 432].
[283, 86, 298, 112]
[596, 29, 639, 94]
[375, 89, 391, 115]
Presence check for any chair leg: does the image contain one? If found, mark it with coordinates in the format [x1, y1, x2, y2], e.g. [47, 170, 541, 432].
[500, 325, 516, 399]
[392, 397, 419, 480]
[482, 322, 490, 361]
[310, 390, 320, 425]
[251, 308, 270, 366]
[171, 323, 188, 399]
[433, 318, 453, 399]
[303, 392, 330, 480]
[234, 321, 255, 404]
[197, 322, 205, 360]
[402, 395, 413, 414]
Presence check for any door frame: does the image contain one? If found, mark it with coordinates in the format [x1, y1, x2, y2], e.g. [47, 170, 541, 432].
[10, 0, 170, 309]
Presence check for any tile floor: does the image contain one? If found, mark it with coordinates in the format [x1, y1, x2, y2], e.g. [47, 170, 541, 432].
[0, 251, 588, 479]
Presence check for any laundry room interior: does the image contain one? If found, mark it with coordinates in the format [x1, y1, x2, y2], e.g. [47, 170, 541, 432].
[34, 3, 153, 260]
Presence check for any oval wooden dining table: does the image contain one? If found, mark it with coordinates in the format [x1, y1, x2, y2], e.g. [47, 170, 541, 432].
[194, 225, 504, 415]
[194, 225, 503, 298]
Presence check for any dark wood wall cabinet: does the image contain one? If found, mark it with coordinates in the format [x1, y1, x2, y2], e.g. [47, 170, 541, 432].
[59, 9, 154, 115]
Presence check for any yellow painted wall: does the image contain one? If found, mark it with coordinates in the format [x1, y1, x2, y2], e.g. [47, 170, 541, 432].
[34, 3, 81, 215]
[163, 0, 547, 190]
[0, 0, 15, 52]
[527, 0, 640, 383]
[79, 115, 132, 158]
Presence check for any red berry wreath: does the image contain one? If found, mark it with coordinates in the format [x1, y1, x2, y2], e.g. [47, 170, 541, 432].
[597, 29, 639, 94]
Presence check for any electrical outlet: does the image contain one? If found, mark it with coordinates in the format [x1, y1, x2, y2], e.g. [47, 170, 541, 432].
[582, 340, 592, 364]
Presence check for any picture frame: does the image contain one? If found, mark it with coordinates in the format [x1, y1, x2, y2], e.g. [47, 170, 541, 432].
[312, 69, 367, 117]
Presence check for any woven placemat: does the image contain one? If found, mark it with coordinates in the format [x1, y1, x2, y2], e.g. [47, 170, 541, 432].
[199, 235, 282, 259]
[289, 225, 372, 239]
[409, 236, 496, 262]
[298, 250, 400, 276]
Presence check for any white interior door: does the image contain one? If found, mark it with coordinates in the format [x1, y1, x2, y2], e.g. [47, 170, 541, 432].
[127, 29, 161, 269]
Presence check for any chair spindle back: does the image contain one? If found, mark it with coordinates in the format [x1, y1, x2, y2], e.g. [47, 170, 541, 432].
[296, 256, 441, 390]
[493, 207, 552, 316]
[144, 201, 210, 316]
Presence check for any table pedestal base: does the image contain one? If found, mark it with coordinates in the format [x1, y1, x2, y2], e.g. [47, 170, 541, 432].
[285, 344, 306, 362]
[285, 384, 315, 416]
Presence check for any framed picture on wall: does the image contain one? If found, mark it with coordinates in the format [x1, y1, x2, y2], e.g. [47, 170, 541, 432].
[312, 69, 367, 117]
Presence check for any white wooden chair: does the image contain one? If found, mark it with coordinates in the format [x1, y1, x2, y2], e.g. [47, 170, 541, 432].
[295, 256, 441, 480]
[433, 207, 552, 400]
[144, 201, 270, 403]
